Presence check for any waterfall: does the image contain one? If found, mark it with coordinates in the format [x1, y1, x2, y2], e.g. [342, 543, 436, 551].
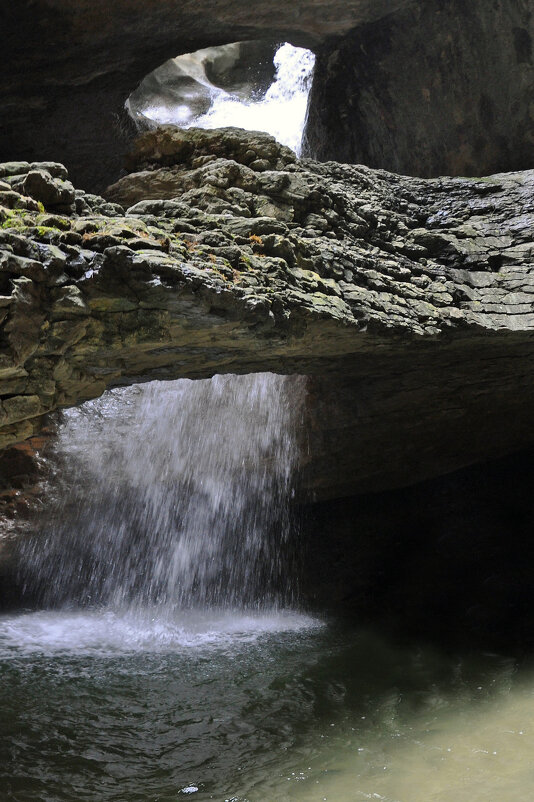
[21, 374, 305, 613]
[15, 45, 312, 622]
[142, 43, 316, 156]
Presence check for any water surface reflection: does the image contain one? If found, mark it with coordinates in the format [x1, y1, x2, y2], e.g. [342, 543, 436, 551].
[1, 611, 532, 801]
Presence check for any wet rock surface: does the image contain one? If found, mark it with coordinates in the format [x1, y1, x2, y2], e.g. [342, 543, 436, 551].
[2, 126, 534, 496]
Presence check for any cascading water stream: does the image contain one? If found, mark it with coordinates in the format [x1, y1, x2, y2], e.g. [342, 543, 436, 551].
[4, 38, 534, 802]
[20, 374, 306, 616]
[14, 44, 316, 625]
[141, 43, 315, 155]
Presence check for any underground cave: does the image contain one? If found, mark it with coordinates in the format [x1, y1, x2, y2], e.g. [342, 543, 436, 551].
[3, 2, 534, 800]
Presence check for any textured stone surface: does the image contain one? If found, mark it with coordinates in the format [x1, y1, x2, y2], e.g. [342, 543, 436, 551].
[305, 0, 534, 177]
[2, 126, 534, 496]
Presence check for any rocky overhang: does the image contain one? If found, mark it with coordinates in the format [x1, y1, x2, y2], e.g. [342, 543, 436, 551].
[1, 126, 534, 497]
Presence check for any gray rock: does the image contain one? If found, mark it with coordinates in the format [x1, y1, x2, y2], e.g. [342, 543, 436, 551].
[21, 171, 75, 210]
[2, 132, 534, 497]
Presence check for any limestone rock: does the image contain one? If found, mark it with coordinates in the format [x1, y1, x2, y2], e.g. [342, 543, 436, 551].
[20, 171, 75, 212]
[1, 0, 411, 191]
[124, 126, 296, 174]
[2, 132, 534, 495]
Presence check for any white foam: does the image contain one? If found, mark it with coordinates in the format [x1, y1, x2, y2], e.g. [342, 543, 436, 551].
[0, 608, 322, 657]
[145, 43, 315, 155]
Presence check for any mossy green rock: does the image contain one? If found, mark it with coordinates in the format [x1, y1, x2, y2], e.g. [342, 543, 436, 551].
[2, 130, 534, 495]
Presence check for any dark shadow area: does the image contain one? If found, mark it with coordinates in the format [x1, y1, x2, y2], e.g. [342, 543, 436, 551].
[4, 428, 534, 661]
[304, 0, 534, 177]
[301, 448, 534, 656]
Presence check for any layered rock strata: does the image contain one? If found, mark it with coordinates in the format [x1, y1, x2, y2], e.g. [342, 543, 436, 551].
[1, 126, 534, 496]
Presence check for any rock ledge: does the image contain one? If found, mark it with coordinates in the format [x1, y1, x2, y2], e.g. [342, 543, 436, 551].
[1, 126, 534, 495]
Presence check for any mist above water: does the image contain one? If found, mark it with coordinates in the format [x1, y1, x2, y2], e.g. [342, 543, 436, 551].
[0, 608, 320, 657]
[20, 374, 306, 614]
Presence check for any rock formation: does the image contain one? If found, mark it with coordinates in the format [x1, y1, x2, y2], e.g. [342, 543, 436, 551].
[1, 126, 534, 497]
[302, 447, 534, 650]
[3, 1, 534, 190]
[305, 0, 534, 177]
[1, 0, 410, 191]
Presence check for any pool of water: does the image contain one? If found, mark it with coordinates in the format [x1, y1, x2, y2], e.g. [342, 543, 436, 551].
[2, 608, 534, 801]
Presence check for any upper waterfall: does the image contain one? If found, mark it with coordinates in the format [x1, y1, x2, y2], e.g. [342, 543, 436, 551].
[129, 43, 316, 156]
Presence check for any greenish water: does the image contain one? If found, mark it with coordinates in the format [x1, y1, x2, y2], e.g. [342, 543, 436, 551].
[1, 608, 532, 802]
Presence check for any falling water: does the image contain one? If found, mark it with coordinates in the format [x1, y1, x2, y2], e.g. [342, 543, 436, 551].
[5, 41, 534, 802]
[142, 43, 316, 155]
[20, 374, 305, 614]
[15, 41, 314, 629]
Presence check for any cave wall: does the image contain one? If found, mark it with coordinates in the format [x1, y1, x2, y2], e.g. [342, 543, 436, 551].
[303, 338, 534, 499]
[302, 448, 534, 652]
[305, 0, 534, 177]
[0, 0, 410, 192]
[4, 0, 534, 191]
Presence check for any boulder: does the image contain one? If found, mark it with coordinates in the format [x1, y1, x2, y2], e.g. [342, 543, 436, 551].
[20, 171, 76, 212]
